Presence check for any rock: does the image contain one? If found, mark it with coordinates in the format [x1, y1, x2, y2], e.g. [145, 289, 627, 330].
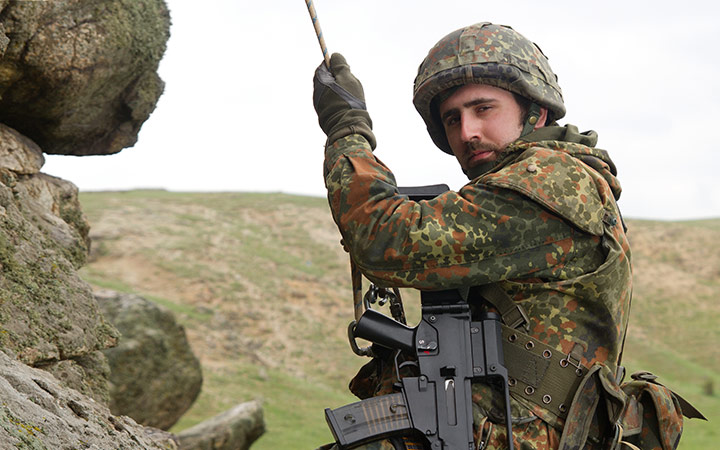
[0, 123, 44, 174]
[0, 124, 113, 403]
[11, 171, 91, 268]
[0, 0, 170, 156]
[177, 401, 265, 450]
[0, 350, 178, 448]
[39, 350, 112, 406]
[96, 289, 203, 430]
[0, 160, 118, 372]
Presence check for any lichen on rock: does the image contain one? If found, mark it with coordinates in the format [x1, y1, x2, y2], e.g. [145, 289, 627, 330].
[0, 0, 171, 156]
[0, 115, 119, 413]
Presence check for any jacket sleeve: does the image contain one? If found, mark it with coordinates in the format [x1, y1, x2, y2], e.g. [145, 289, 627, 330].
[324, 134, 595, 290]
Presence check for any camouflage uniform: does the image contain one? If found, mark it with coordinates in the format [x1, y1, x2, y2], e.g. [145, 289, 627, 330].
[324, 122, 632, 448]
[315, 22, 689, 450]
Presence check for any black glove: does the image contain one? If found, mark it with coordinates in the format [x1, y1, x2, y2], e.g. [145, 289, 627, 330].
[313, 53, 376, 149]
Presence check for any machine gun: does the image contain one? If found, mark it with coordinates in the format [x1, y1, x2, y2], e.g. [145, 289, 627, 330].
[325, 186, 515, 450]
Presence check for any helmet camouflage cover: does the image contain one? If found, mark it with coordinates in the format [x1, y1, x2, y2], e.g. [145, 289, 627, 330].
[413, 22, 566, 154]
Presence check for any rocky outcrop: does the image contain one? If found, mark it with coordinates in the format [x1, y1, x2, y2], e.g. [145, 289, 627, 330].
[0, 0, 171, 412]
[0, 0, 170, 156]
[0, 1, 178, 443]
[177, 401, 265, 450]
[0, 128, 117, 400]
[0, 350, 178, 449]
[0, 0, 266, 446]
[96, 289, 203, 430]
[0, 121, 267, 447]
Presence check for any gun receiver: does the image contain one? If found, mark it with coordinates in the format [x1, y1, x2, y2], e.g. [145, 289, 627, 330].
[326, 289, 514, 450]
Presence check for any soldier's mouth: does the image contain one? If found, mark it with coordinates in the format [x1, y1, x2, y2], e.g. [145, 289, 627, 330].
[468, 150, 497, 166]
[465, 140, 502, 167]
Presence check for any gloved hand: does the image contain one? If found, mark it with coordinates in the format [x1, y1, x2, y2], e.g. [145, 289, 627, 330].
[313, 53, 376, 149]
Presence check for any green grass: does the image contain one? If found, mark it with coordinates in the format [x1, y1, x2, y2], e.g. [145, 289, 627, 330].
[172, 363, 357, 448]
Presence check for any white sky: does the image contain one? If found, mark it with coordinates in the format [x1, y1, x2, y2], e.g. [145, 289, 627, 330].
[43, 0, 720, 220]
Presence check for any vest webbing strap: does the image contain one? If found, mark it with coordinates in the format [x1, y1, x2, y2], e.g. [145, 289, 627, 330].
[501, 324, 589, 421]
[475, 284, 530, 332]
[476, 283, 589, 421]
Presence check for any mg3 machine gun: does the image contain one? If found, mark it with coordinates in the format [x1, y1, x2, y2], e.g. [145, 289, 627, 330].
[324, 186, 515, 450]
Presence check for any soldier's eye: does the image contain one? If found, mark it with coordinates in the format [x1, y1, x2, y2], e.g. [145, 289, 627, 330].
[444, 115, 459, 127]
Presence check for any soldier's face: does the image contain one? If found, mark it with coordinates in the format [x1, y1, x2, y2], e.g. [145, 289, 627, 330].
[439, 84, 530, 173]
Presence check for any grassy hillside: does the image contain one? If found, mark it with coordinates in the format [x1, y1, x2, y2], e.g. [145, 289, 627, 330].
[78, 191, 718, 449]
[621, 219, 720, 448]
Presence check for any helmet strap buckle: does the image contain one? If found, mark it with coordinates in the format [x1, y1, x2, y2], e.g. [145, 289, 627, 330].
[521, 102, 542, 137]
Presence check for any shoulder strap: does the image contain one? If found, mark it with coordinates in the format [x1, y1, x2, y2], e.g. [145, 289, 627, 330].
[475, 284, 530, 332]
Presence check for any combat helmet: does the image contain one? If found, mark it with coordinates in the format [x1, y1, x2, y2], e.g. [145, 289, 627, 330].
[413, 22, 566, 154]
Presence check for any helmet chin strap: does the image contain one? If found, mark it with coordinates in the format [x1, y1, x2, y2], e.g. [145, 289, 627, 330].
[520, 103, 542, 137]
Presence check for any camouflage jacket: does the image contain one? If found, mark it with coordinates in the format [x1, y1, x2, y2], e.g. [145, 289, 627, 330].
[324, 124, 633, 447]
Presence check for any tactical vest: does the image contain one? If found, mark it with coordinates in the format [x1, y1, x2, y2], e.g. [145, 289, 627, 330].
[475, 142, 700, 448]
[480, 142, 631, 437]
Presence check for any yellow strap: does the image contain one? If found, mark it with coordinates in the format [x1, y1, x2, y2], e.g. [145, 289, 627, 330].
[619, 441, 641, 450]
[476, 415, 493, 450]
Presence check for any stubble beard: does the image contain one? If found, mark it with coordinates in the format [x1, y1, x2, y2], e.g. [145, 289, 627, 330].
[465, 140, 505, 166]
[463, 140, 510, 180]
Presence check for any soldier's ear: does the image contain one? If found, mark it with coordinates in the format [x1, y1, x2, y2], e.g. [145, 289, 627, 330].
[535, 107, 548, 129]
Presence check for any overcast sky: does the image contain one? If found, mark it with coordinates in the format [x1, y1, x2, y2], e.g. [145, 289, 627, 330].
[43, 0, 720, 221]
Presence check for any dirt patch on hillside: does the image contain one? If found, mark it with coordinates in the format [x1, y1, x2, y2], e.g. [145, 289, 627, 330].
[625, 220, 720, 372]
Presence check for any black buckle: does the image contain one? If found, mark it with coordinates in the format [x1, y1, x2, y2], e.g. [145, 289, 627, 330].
[507, 303, 531, 332]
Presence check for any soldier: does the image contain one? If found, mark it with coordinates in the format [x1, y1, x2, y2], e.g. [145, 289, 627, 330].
[313, 23, 685, 449]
